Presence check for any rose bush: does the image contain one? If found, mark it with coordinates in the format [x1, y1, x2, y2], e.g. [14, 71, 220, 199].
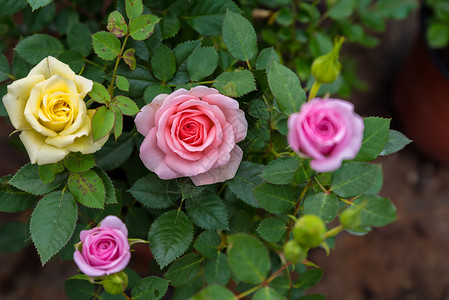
[2, 56, 107, 165]
[73, 215, 131, 277]
[288, 98, 364, 172]
[135, 86, 248, 186]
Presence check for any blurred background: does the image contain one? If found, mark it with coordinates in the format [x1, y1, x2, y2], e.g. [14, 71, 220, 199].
[3, 0, 449, 299]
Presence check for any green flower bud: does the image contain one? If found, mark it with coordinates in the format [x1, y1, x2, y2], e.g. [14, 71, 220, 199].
[311, 36, 345, 84]
[339, 205, 369, 233]
[102, 271, 128, 295]
[283, 240, 308, 264]
[293, 214, 326, 248]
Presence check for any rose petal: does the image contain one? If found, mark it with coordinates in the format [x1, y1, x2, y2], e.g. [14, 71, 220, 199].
[3, 75, 45, 131]
[20, 130, 69, 164]
[165, 147, 219, 177]
[189, 86, 219, 98]
[28, 56, 75, 80]
[73, 250, 106, 277]
[73, 75, 93, 99]
[190, 145, 243, 186]
[100, 215, 128, 237]
[135, 94, 168, 136]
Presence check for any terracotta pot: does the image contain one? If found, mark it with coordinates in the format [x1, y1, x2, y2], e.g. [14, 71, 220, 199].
[394, 36, 449, 162]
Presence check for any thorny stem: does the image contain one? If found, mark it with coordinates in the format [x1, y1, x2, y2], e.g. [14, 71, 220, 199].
[109, 34, 130, 97]
[236, 263, 292, 299]
[286, 181, 312, 242]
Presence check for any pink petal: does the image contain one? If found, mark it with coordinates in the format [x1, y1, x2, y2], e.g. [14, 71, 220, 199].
[189, 86, 219, 97]
[165, 147, 219, 177]
[73, 250, 106, 277]
[135, 94, 168, 136]
[190, 146, 243, 186]
[100, 216, 128, 237]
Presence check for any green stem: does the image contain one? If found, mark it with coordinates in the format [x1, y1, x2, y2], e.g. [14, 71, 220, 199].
[236, 284, 263, 299]
[286, 181, 312, 242]
[82, 58, 105, 70]
[246, 59, 252, 70]
[308, 81, 321, 101]
[314, 176, 329, 194]
[325, 225, 344, 239]
[109, 34, 129, 97]
[122, 291, 132, 300]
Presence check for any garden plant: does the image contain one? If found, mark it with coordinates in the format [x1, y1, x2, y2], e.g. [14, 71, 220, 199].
[0, 0, 415, 299]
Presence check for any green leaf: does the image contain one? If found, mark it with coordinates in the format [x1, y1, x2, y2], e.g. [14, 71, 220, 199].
[131, 276, 169, 300]
[93, 167, 116, 204]
[129, 173, 180, 209]
[123, 48, 137, 70]
[173, 39, 203, 66]
[256, 47, 280, 70]
[112, 95, 139, 116]
[112, 106, 123, 140]
[164, 253, 203, 286]
[92, 31, 121, 61]
[375, 0, 418, 19]
[227, 233, 271, 284]
[261, 157, 299, 185]
[380, 129, 411, 156]
[143, 84, 172, 104]
[268, 61, 306, 114]
[3, 0, 27, 14]
[330, 162, 381, 198]
[227, 161, 264, 207]
[9, 163, 66, 195]
[148, 210, 194, 268]
[191, 285, 236, 300]
[68, 170, 106, 208]
[178, 178, 205, 200]
[67, 22, 92, 57]
[0, 54, 11, 82]
[161, 12, 181, 39]
[253, 287, 286, 300]
[126, 0, 143, 20]
[151, 45, 176, 82]
[222, 10, 258, 61]
[126, 207, 150, 239]
[89, 82, 111, 104]
[0, 222, 30, 252]
[63, 152, 95, 173]
[257, 217, 286, 243]
[186, 191, 228, 230]
[30, 190, 77, 264]
[297, 269, 323, 289]
[353, 194, 397, 227]
[328, 0, 357, 20]
[129, 14, 161, 41]
[355, 117, 390, 161]
[187, 47, 218, 81]
[194, 231, 221, 259]
[116, 75, 130, 91]
[58, 50, 85, 74]
[38, 161, 64, 184]
[92, 106, 115, 141]
[64, 278, 95, 300]
[59, 223, 83, 261]
[186, 0, 241, 36]
[303, 193, 339, 223]
[205, 252, 231, 286]
[0, 176, 36, 212]
[309, 32, 333, 57]
[117, 65, 154, 98]
[15, 34, 64, 64]
[27, 0, 52, 10]
[212, 69, 256, 97]
[107, 11, 128, 38]
[95, 132, 134, 171]
[254, 183, 296, 214]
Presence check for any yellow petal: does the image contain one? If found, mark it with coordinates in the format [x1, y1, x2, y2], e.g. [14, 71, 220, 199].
[46, 114, 90, 148]
[2, 75, 45, 131]
[74, 75, 93, 98]
[28, 56, 75, 80]
[20, 130, 68, 165]
[24, 81, 57, 137]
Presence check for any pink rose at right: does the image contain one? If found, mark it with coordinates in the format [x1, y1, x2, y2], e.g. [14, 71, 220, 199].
[287, 98, 364, 172]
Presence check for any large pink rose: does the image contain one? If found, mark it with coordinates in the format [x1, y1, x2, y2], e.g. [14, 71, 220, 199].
[287, 98, 364, 172]
[73, 216, 130, 277]
[135, 86, 247, 186]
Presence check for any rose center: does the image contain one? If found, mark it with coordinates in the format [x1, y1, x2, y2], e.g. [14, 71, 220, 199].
[38, 91, 76, 132]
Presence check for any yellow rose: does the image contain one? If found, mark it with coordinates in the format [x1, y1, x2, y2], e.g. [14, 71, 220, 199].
[2, 56, 108, 164]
